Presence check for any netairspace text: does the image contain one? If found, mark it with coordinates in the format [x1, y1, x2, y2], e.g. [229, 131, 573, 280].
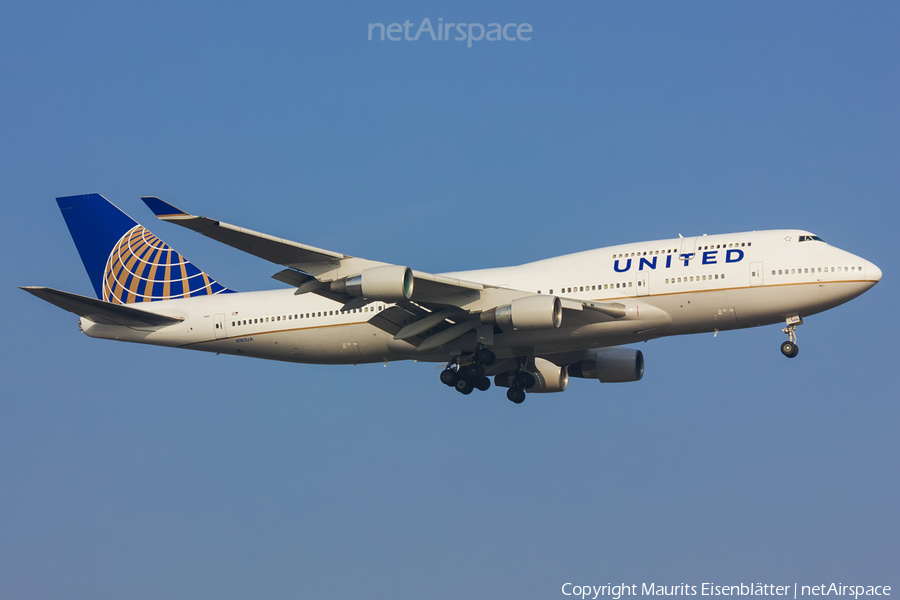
[560, 583, 892, 600]
[367, 18, 532, 48]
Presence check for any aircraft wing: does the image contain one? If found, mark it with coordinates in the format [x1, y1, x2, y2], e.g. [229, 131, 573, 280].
[141, 196, 349, 269]
[20, 286, 184, 328]
[140, 198, 667, 352]
[141, 197, 486, 296]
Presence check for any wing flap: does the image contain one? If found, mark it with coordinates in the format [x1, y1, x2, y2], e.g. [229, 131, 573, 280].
[21, 286, 183, 328]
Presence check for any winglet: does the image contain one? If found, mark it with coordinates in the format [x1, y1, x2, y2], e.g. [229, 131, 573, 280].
[141, 196, 192, 220]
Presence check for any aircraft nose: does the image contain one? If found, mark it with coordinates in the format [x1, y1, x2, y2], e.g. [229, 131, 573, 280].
[866, 261, 882, 283]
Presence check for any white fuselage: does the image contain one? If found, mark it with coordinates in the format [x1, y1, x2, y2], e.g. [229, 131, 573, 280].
[79, 230, 881, 364]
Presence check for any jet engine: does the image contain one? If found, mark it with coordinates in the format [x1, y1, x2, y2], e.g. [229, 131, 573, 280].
[481, 295, 562, 330]
[494, 357, 569, 393]
[331, 265, 414, 301]
[567, 348, 644, 383]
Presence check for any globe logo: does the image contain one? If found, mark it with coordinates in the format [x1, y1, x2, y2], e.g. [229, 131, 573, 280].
[102, 225, 230, 304]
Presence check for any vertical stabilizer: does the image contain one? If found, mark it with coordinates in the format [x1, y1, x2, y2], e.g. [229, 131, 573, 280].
[56, 194, 233, 303]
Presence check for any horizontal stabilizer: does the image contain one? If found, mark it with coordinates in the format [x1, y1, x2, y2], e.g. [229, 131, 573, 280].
[21, 286, 183, 328]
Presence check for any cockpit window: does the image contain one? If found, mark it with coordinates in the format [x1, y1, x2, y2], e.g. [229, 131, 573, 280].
[799, 235, 825, 242]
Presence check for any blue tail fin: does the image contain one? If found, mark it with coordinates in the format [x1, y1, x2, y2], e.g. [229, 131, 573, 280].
[57, 194, 234, 304]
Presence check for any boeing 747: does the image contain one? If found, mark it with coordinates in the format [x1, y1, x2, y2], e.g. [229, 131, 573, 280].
[23, 194, 882, 403]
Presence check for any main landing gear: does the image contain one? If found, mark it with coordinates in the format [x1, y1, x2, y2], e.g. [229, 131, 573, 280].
[780, 316, 802, 358]
[440, 347, 496, 396]
[503, 357, 536, 404]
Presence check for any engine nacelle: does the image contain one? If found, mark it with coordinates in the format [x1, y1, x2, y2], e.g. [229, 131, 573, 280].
[481, 295, 562, 330]
[336, 265, 414, 301]
[568, 348, 644, 383]
[494, 357, 569, 393]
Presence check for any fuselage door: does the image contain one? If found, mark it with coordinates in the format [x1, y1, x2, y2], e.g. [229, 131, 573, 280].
[679, 236, 697, 262]
[750, 261, 764, 286]
[214, 313, 227, 339]
[636, 272, 649, 296]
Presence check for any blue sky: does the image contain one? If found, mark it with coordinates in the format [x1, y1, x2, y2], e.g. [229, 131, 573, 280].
[1, 1, 898, 598]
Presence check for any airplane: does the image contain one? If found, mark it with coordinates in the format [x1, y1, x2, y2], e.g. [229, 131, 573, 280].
[23, 194, 882, 404]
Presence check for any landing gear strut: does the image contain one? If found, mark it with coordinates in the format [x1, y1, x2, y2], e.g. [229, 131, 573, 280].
[781, 316, 802, 358]
[439, 347, 496, 395]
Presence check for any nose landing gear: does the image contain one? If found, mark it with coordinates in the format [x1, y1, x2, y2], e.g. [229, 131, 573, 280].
[780, 316, 802, 358]
[780, 340, 798, 358]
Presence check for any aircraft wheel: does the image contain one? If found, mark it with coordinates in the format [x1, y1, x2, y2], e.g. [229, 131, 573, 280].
[440, 369, 458, 386]
[474, 376, 491, 392]
[468, 363, 485, 379]
[515, 371, 536, 389]
[474, 348, 496, 366]
[507, 387, 525, 404]
[780, 341, 799, 358]
[455, 378, 474, 394]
